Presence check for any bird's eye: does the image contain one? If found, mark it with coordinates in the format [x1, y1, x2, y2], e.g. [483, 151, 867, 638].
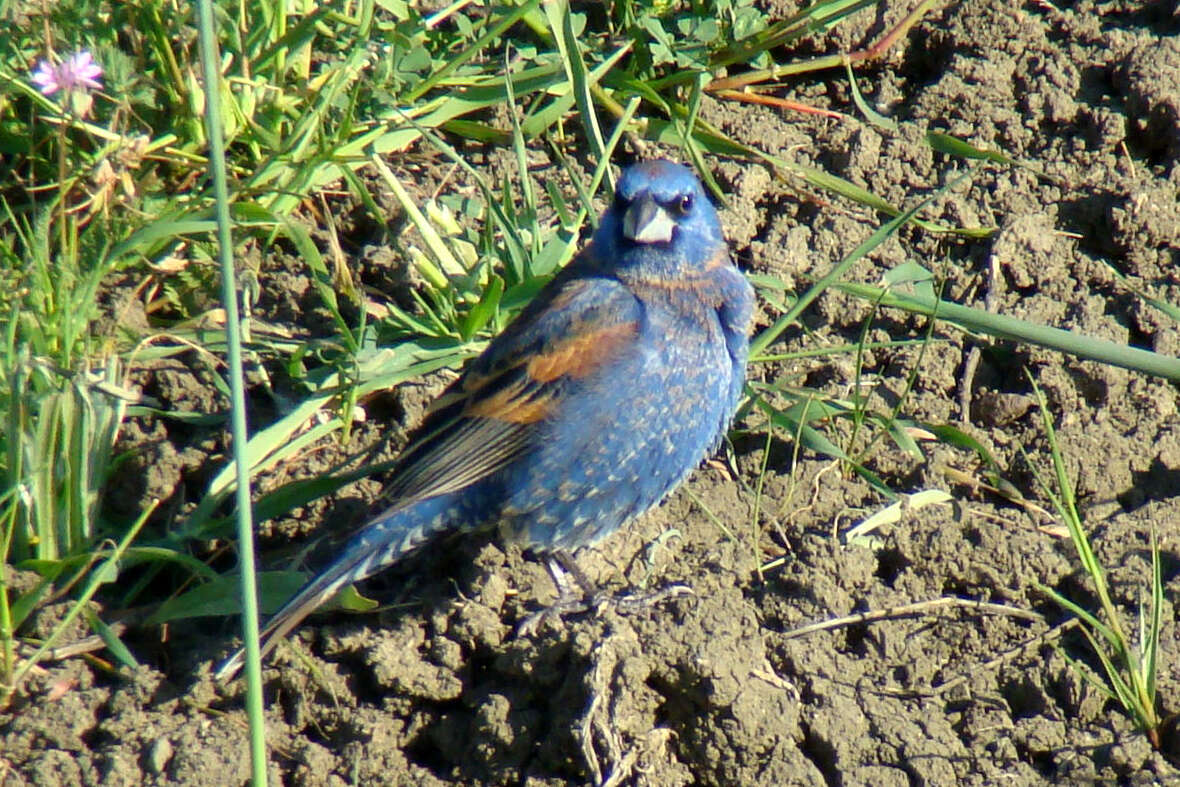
[675, 194, 694, 215]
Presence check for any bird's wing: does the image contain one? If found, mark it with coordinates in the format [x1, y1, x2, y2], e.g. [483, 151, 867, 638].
[383, 267, 641, 503]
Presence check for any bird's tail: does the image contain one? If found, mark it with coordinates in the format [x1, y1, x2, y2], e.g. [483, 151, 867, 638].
[214, 496, 453, 682]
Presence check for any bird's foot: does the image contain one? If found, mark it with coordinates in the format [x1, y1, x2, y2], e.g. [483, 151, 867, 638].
[516, 551, 693, 636]
[516, 551, 596, 636]
[515, 594, 592, 637]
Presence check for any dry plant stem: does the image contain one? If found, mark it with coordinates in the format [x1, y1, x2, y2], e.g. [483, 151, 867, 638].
[589, 82, 648, 157]
[959, 250, 1003, 424]
[929, 619, 1080, 697]
[15, 622, 127, 661]
[782, 596, 1046, 640]
[706, 0, 941, 93]
[958, 348, 982, 425]
[941, 469, 1059, 527]
[712, 89, 845, 119]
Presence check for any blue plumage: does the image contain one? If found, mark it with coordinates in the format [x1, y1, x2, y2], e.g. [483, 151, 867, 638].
[216, 159, 754, 680]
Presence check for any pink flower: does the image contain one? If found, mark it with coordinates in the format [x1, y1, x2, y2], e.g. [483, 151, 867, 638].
[31, 50, 103, 96]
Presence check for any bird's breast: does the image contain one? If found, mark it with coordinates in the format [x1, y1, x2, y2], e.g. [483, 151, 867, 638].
[495, 296, 733, 551]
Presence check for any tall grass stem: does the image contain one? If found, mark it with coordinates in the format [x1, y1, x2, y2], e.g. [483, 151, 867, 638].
[195, 1, 268, 781]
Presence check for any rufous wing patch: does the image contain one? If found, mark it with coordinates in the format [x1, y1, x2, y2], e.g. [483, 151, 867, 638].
[526, 320, 639, 383]
[464, 376, 555, 424]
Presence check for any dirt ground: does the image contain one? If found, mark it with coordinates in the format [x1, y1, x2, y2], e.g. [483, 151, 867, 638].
[4, 1, 1180, 785]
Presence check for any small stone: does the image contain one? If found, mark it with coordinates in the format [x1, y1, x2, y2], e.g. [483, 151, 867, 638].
[146, 737, 173, 775]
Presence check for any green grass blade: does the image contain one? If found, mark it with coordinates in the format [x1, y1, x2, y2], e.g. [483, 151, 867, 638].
[9, 500, 157, 692]
[833, 282, 1180, 383]
[546, 0, 609, 184]
[751, 178, 952, 357]
[195, 1, 267, 778]
[404, 0, 543, 103]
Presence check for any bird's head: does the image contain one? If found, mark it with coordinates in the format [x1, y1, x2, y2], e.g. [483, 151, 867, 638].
[594, 160, 724, 274]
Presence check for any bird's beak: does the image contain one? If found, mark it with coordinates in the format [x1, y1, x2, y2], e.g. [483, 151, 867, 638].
[622, 195, 675, 244]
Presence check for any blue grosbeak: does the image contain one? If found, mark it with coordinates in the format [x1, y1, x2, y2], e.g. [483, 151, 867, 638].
[216, 159, 753, 680]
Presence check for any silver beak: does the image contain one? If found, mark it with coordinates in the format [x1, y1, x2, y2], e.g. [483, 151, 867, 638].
[622, 195, 675, 244]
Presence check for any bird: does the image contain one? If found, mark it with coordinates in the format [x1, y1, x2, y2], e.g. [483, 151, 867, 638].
[215, 159, 754, 681]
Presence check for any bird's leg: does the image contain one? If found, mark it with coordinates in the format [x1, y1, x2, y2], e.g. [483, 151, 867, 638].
[550, 549, 600, 600]
[516, 550, 597, 636]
